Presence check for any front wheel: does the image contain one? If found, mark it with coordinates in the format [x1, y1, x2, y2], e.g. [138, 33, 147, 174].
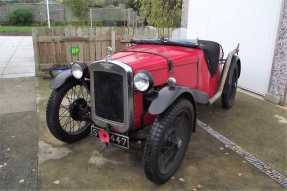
[46, 79, 91, 143]
[143, 99, 195, 184]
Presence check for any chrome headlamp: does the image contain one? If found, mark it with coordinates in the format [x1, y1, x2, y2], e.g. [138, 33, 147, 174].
[134, 71, 153, 92]
[71, 63, 84, 79]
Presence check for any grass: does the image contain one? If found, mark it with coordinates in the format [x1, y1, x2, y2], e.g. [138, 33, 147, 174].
[0, 24, 93, 34]
[0, 26, 33, 33]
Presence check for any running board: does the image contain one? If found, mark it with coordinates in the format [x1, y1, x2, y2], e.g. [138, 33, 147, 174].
[209, 44, 239, 104]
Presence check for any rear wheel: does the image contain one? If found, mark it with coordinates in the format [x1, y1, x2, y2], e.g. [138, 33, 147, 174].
[46, 79, 91, 143]
[222, 65, 239, 109]
[143, 99, 195, 184]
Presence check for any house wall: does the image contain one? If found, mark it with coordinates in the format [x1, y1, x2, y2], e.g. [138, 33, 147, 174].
[266, 0, 287, 106]
[182, 0, 283, 98]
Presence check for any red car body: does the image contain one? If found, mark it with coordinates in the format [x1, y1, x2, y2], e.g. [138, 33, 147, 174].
[47, 38, 241, 184]
[112, 44, 222, 129]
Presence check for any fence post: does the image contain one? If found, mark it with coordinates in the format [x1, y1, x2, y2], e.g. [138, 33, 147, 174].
[32, 28, 40, 76]
[111, 31, 116, 51]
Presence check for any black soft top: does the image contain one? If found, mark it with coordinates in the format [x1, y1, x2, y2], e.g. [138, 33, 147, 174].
[131, 39, 222, 75]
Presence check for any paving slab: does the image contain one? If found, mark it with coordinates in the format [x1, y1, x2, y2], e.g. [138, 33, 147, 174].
[3, 64, 35, 76]
[0, 78, 36, 114]
[0, 77, 38, 190]
[0, 36, 35, 78]
[0, 111, 38, 190]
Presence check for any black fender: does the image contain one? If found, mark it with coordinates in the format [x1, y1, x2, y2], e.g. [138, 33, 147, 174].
[50, 69, 73, 90]
[148, 86, 209, 115]
[223, 55, 241, 94]
[232, 55, 241, 78]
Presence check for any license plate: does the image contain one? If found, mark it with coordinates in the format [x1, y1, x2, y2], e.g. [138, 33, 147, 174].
[90, 125, 129, 150]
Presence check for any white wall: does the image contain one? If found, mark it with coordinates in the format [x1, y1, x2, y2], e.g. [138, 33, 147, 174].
[186, 0, 282, 95]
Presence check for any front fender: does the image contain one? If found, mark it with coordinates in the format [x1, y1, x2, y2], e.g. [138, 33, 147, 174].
[50, 69, 73, 90]
[148, 86, 209, 115]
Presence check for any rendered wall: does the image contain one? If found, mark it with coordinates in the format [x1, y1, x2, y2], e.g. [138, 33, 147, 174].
[183, 0, 282, 95]
[266, 0, 287, 106]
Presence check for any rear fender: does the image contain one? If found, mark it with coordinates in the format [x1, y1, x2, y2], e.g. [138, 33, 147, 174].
[224, 55, 241, 92]
[50, 69, 73, 90]
[232, 55, 241, 78]
[209, 46, 241, 104]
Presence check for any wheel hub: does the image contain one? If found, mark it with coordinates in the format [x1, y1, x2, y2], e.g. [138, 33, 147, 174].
[69, 98, 89, 121]
[177, 138, 183, 149]
[168, 136, 183, 149]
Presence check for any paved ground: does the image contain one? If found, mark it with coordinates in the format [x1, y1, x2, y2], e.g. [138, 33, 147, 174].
[0, 36, 35, 78]
[0, 77, 286, 190]
[198, 91, 287, 175]
[0, 78, 38, 190]
[36, 79, 286, 191]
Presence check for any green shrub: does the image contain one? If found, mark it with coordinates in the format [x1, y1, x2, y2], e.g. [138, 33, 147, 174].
[64, 0, 89, 19]
[9, 9, 33, 26]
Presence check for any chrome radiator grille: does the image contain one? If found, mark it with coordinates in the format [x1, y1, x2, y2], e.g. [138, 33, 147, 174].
[89, 60, 133, 133]
[93, 71, 124, 123]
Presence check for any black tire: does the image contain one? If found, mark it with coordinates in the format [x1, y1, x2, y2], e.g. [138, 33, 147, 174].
[143, 99, 195, 184]
[46, 79, 91, 143]
[221, 64, 239, 109]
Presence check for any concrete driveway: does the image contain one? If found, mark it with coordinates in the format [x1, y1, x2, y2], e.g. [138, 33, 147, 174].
[0, 36, 35, 78]
[36, 79, 286, 191]
[0, 77, 286, 190]
[0, 78, 38, 190]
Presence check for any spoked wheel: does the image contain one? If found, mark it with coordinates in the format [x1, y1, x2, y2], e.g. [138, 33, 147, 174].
[222, 65, 239, 109]
[46, 79, 91, 143]
[144, 99, 195, 184]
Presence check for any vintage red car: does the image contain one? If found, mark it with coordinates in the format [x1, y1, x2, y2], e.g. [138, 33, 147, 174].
[46, 38, 241, 184]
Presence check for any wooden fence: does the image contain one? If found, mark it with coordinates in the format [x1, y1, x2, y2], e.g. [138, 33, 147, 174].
[32, 27, 175, 76]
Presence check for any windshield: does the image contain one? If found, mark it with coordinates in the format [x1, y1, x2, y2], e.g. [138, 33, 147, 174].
[129, 27, 197, 43]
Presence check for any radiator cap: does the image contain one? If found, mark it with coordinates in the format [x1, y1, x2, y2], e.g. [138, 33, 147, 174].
[106, 46, 113, 62]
